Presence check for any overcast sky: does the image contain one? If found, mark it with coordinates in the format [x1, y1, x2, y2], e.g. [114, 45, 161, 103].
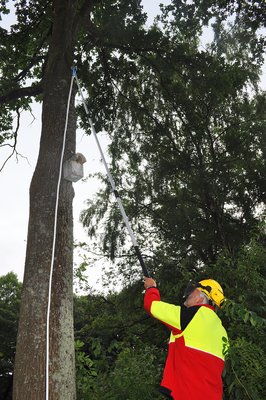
[0, 1, 265, 285]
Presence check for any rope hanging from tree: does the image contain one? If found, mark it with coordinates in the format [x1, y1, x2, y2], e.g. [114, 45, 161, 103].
[45, 71, 76, 400]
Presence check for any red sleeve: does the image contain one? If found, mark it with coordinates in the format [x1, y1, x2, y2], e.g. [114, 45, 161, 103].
[144, 287, 161, 314]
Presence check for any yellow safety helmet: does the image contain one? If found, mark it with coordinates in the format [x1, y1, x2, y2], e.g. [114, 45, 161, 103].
[184, 279, 225, 308]
[197, 279, 225, 308]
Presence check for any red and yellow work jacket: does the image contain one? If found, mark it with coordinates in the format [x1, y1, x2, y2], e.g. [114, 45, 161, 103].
[144, 287, 229, 400]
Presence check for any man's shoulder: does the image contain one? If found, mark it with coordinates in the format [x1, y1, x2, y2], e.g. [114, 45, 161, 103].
[180, 305, 200, 329]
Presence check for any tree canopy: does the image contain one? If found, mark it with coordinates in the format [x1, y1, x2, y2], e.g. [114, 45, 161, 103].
[80, 0, 266, 280]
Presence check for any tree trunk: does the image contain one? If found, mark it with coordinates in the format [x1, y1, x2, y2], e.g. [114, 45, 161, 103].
[13, 1, 79, 399]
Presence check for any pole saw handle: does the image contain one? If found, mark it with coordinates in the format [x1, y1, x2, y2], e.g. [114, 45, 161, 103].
[134, 246, 150, 277]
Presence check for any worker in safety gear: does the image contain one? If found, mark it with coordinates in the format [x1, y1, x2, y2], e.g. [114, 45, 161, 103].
[144, 277, 229, 400]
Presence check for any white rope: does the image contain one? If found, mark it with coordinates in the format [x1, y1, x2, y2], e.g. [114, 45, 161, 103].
[45, 73, 75, 400]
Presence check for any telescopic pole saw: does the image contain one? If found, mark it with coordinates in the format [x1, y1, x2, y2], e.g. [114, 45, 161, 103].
[72, 67, 150, 278]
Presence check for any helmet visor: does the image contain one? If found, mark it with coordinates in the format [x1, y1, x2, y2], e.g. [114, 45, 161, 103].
[183, 282, 198, 299]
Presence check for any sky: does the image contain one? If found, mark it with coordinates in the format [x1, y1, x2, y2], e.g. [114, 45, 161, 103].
[0, 1, 265, 286]
[0, 1, 171, 285]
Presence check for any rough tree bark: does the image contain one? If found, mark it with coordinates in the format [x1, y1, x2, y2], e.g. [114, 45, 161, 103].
[13, 1, 82, 398]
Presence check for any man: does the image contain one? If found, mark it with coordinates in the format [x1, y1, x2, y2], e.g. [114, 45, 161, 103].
[144, 277, 229, 400]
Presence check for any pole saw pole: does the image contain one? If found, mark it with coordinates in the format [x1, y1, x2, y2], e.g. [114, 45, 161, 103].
[72, 67, 150, 277]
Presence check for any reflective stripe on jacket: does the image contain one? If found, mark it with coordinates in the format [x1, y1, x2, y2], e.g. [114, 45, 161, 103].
[144, 287, 229, 400]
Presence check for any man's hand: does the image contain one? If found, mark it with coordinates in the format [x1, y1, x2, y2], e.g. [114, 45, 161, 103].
[144, 277, 157, 290]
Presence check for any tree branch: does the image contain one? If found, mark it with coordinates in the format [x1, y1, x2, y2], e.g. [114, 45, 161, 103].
[0, 83, 43, 105]
[0, 108, 29, 172]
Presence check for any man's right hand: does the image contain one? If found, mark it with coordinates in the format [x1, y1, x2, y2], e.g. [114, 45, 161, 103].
[144, 277, 157, 290]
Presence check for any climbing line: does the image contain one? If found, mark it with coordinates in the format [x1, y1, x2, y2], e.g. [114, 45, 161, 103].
[45, 72, 75, 400]
[73, 67, 150, 277]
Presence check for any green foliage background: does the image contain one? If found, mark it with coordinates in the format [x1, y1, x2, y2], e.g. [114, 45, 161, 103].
[2, 229, 266, 400]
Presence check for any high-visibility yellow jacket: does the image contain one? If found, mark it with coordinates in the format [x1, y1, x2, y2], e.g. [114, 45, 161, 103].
[144, 287, 229, 400]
